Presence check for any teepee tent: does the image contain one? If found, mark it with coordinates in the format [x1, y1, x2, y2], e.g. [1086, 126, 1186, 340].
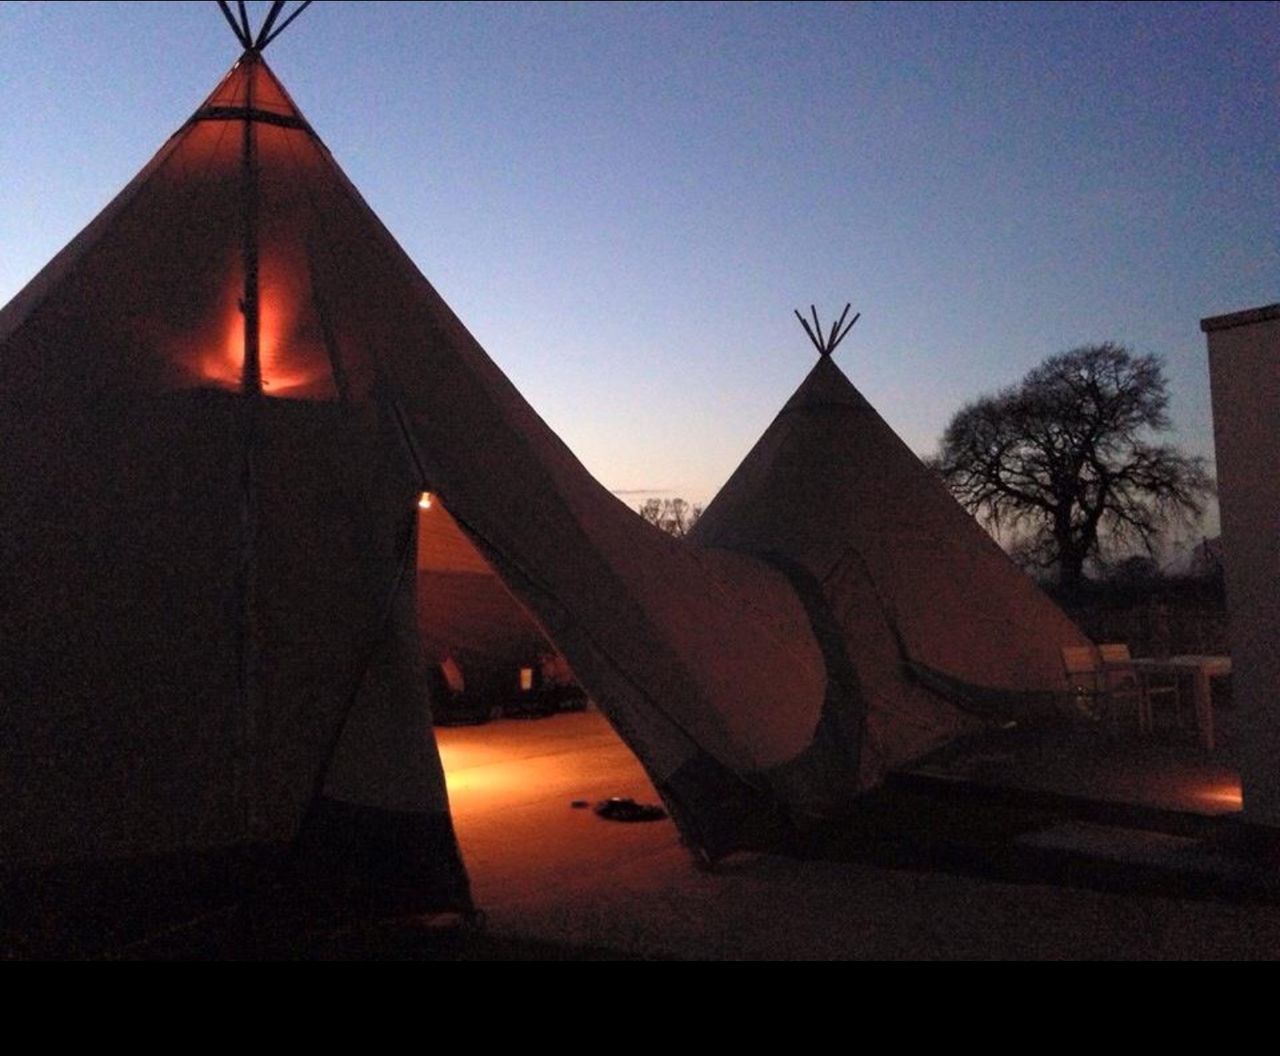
[0, 14, 862, 910]
[0, 39, 472, 911]
[691, 310, 1093, 786]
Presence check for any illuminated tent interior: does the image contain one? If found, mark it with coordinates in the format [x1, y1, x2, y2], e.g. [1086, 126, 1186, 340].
[415, 492, 562, 713]
[0, 16, 1089, 918]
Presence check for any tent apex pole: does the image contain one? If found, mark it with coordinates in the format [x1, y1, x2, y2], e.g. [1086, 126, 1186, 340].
[216, 0, 250, 48]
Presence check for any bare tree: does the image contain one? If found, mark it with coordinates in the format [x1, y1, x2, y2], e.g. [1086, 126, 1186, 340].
[936, 343, 1212, 591]
[637, 497, 702, 538]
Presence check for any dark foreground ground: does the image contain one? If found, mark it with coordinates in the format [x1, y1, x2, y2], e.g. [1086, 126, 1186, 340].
[9, 710, 1280, 959]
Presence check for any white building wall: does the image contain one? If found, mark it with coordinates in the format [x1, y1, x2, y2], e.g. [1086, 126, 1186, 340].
[1204, 304, 1280, 824]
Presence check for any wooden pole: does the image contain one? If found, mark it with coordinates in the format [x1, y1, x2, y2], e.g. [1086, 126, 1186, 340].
[794, 309, 824, 355]
[261, 1, 315, 49]
[236, 52, 264, 839]
[216, 0, 250, 48]
[235, 1, 253, 48]
[794, 303, 860, 357]
[255, 0, 288, 49]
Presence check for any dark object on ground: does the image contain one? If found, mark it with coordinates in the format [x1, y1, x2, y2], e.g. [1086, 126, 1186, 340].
[571, 800, 590, 809]
[505, 700, 558, 720]
[506, 685, 589, 720]
[433, 703, 493, 727]
[595, 797, 668, 823]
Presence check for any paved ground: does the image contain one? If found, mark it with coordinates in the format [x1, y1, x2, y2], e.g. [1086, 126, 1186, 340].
[434, 711, 1280, 959]
[13, 709, 1277, 959]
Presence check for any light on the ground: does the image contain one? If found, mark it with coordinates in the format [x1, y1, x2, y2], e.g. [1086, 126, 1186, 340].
[436, 736, 544, 803]
[1198, 780, 1243, 808]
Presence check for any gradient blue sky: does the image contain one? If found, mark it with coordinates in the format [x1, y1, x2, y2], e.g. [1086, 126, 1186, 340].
[2, 2, 1275, 541]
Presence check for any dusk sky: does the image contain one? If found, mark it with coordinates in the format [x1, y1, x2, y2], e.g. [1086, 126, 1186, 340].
[2, 2, 1275, 548]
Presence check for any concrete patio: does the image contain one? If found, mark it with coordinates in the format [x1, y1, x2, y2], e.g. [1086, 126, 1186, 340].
[431, 709, 1280, 959]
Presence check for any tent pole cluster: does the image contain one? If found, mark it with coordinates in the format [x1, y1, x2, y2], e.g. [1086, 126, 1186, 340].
[795, 303, 859, 358]
[216, 0, 313, 51]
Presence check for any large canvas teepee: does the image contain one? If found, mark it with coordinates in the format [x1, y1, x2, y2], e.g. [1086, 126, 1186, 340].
[0, 51, 475, 911]
[0, 44, 858, 903]
[692, 346, 1093, 786]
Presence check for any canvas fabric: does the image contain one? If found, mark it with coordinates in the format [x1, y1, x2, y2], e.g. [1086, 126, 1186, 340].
[0, 55, 835, 883]
[692, 356, 1093, 785]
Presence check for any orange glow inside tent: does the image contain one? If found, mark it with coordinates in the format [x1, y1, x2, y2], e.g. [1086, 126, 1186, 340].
[416, 492, 564, 680]
[191, 250, 335, 399]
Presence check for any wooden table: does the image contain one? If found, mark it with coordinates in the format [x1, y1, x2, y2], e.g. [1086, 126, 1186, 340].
[1122, 655, 1232, 751]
